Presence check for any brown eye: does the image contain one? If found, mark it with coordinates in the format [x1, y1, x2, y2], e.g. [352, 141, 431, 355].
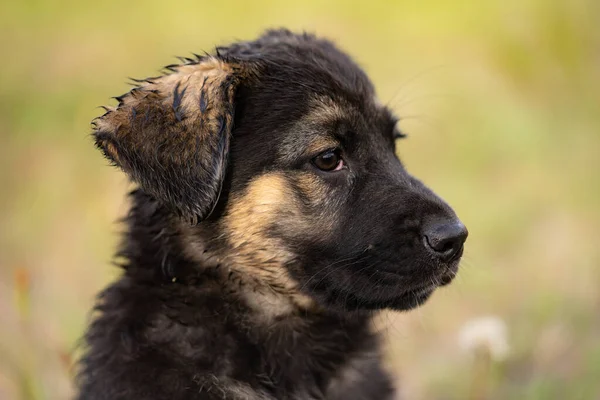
[312, 149, 344, 172]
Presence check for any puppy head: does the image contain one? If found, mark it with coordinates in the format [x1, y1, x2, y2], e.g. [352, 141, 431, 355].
[94, 29, 467, 313]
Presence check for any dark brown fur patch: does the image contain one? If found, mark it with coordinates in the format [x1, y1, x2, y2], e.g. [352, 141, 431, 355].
[93, 57, 252, 221]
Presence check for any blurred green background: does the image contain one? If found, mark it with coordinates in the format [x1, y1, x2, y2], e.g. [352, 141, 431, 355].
[1, 0, 598, 399]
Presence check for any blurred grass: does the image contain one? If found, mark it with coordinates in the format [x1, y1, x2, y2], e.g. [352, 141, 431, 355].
[0, 0, 599, 399]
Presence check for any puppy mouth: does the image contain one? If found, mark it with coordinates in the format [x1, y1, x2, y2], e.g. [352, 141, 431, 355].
[301, 253, 461, 311]
[386, 268, 458, 310]
[363, 260, 459, 309]
[373, 260, 459, 289]
[380, 284, 437, 311]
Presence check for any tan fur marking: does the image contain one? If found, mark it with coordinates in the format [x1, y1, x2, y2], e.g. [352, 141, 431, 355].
[294, 172, 330, 205]
[278, 96, 347, 164]
[304, 136, 339, 155]
[103, 141, 120, 164]
[146, 59, 234, 126]
[91, 56, 249, 218]
[225, 173, 297, 273]
[294, 171, 342, 235]
[306, 95, 347, 124]
[222, 173, 315, 318]
[93, 57, 236, 135]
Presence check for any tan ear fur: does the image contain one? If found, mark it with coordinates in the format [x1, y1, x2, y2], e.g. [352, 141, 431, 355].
[93, 57, 246, 221]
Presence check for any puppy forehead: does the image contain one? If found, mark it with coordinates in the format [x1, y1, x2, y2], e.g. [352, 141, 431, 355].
[227, 30, 375, 96]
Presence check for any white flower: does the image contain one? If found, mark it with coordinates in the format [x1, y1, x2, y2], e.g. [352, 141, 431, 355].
[458, 315, 509, 361]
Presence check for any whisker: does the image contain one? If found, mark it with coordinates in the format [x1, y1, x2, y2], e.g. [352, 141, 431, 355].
[385, 64, 447, 110]
[298, 248, 371, 291]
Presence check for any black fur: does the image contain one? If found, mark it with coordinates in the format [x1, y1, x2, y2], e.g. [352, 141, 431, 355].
[78, 29, 466, 399]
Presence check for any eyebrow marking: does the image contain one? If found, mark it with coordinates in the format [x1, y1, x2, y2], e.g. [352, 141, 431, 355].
[306, 96, 347, 124]
[305, 137, 340, 155]
[277, 96, 348, 164]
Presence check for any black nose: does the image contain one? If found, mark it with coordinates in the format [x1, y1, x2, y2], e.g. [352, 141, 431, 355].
[423, 221, 468, 262]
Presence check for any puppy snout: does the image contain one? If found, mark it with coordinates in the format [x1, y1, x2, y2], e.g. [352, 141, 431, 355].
[423, 220, 468, 262]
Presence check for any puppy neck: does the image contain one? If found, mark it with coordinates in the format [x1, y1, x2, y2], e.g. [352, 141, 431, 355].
[179, 221, 318, 322]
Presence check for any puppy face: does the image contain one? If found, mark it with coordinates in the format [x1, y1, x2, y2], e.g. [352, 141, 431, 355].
[94, 29, 467, 313]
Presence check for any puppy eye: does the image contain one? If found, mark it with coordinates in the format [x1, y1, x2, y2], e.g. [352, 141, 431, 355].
[312, 149, 344, 172]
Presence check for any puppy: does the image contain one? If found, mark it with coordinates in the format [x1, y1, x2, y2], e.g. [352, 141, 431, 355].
[77, 29, 467, 400]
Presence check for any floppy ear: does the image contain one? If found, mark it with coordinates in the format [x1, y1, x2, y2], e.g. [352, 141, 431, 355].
[93, 57, 244, 222]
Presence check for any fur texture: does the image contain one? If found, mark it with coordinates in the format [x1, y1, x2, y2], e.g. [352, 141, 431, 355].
[78, 29, 467, 399]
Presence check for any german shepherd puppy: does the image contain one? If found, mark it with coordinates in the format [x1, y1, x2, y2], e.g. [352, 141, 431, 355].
[78, 29, 467, 399]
